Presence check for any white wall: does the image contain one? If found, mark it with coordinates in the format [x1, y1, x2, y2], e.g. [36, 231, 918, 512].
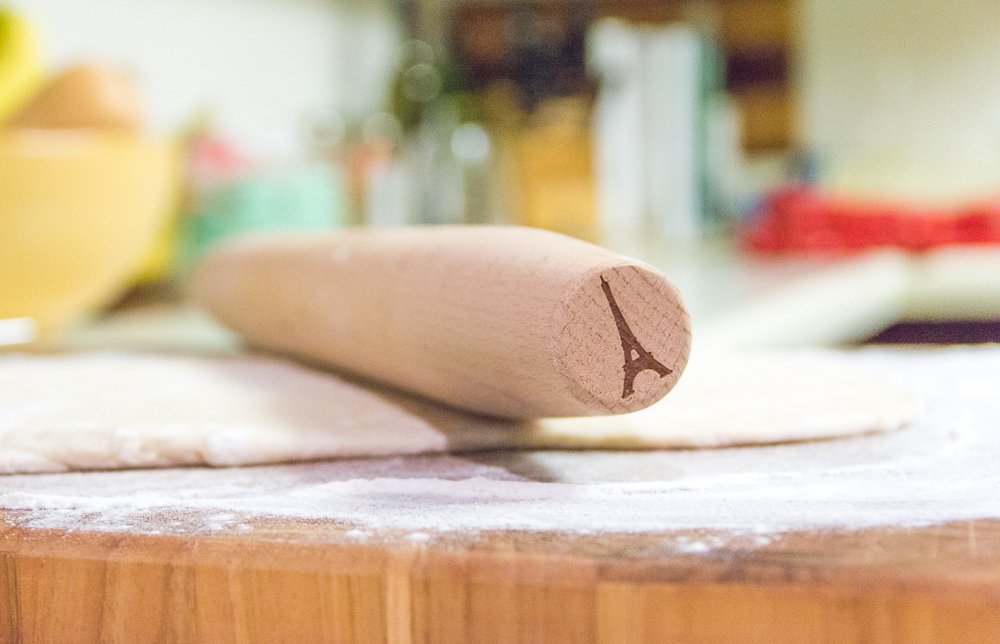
[799, 0, 1000, 203]
[9, 0, 399, 154]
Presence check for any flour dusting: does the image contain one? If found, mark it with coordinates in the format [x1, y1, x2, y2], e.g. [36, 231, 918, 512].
[0, 348, 997, 540]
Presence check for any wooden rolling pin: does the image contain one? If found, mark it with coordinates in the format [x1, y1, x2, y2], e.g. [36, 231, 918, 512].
[192, 226, 691, 418]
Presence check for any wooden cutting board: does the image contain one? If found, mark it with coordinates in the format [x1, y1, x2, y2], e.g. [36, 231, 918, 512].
[2, 476, 999, 644]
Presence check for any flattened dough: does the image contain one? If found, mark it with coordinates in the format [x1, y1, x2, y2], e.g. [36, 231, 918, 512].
[528, 352, 923, 449]
[0, 353, 451, 473]
[0, 351, 921, 473]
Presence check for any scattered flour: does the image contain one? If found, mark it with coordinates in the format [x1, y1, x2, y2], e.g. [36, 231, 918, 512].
[0, 349, 997, 542]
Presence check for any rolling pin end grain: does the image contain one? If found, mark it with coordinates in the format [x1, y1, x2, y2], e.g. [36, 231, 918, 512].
[552, 263, 691, 416]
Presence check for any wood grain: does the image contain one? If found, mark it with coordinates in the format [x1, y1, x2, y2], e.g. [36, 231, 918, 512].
[2, 515, 1000, 643]
[191, 226, 691, 419]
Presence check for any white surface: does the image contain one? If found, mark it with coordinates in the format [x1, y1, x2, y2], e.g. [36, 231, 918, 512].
[903, 246, 1000, 321]
[638, 244, 1000, 344]
[685, 249, 910, 346]
[799, 0, 1000, 203]
[0, 348, 995, 536]
[0, 350, 917, 473]
[9, 0, 399, 149]
[617, 243, 914, 346]
[0, 318, 36, 347]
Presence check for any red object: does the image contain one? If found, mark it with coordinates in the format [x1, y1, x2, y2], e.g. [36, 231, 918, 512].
[188, 136, 257, 186]
[743, 188, 1000, 254]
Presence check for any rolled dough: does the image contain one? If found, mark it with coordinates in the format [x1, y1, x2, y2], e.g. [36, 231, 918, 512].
[527, 352, 923, 449]
[0, 351, 920, 474]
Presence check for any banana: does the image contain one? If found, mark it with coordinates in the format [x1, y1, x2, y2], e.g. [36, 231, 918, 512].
[0, 8, 43, 120]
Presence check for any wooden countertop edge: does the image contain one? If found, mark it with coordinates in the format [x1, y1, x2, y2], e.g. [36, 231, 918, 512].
[4, 517, 1000, 642]
[4, 515, 1000, 593]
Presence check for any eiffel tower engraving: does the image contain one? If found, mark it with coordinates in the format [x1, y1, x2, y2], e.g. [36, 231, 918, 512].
[599, 276, 673, 399]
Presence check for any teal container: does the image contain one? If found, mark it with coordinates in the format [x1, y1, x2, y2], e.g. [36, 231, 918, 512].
[177, 164, 346, 277]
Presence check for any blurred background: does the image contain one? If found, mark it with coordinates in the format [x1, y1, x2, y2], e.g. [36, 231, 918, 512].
[2, 0, 999, 348]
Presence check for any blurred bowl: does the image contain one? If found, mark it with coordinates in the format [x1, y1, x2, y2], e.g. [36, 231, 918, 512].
[0, 130, 176, 335]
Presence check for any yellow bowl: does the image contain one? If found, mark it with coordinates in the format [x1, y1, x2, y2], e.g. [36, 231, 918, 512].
[0, 130, 176, 335]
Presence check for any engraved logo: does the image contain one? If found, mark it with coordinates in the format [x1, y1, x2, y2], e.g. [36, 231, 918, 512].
[600, 276, 672, 398]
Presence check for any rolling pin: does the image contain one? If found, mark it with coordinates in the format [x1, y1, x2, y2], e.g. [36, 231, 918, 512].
[192, 226, 691, 418]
